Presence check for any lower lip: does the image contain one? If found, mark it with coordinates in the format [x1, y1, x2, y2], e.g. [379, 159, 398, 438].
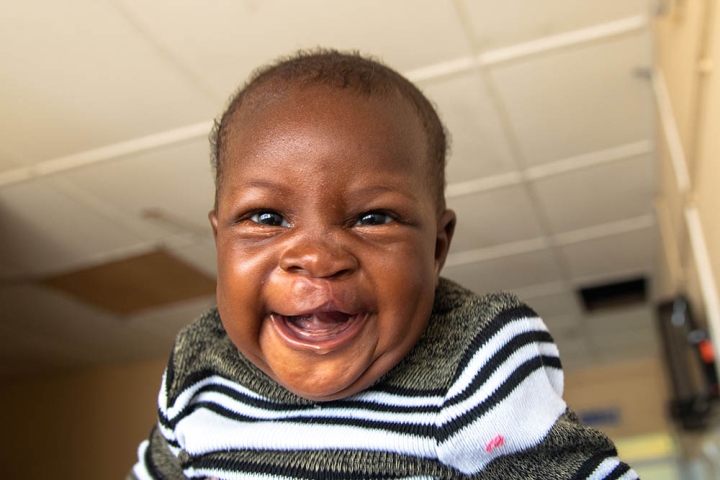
[270, 312, 369, 353]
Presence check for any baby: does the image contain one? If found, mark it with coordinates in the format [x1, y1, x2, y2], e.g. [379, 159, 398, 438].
[130, 50, 637, 479]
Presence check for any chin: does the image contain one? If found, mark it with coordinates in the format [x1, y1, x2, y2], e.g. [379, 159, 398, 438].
[276, 369, 368, 402]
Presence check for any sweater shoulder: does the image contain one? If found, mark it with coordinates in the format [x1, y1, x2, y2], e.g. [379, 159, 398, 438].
[375, 277, 541, 394]
[163, 308, 235, 403]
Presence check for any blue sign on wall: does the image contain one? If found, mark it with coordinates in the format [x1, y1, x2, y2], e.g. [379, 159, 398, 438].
[578, 407, 621, 427]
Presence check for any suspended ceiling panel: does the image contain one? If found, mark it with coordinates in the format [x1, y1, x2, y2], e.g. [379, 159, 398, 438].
[525, 290, 585, 320]
[462, 0, 648, 49]
[421, 72, 516, 183]
[533, 153, 655, 233]
[443, 248, 564, 294]
[126, 294, 217, 345]
[0, 179, 144, 277]
[0, 0, 219, 165]
[558, 226, 657, 282]
[167, 241, 218, 279]
[490, 32, 653, 166]
[115, 0, 474, 98]
[39, 249, 217, 315]
[448, 184, 544, 253]
[59, 139, 216, 240]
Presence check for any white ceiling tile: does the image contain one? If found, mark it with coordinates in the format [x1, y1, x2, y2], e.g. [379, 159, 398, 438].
[0, 180, 145, 277]
[525, 291, 583, 319]
[462, 0, 649, 50]
[60, 139, 216, 240]
[442, 248, 563, 295]
[167, 241, 218, 279]
[0, 153, 22, 174]
[559, 227, 656, 281]
[448, 185, 544, 253]
[534, 155, 654, 233]
[117, 0, 473, 98]
[422, 73, 515, 182]
[490, 32, 652, 166]
[127, 295, 216, 343]
[0, 1, 218, 165]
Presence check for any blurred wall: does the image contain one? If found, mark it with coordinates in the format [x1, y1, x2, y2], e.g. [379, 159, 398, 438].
[564, 358, 670, 439]
[0, 359, 165, 480]
[654, 0, 720, 354]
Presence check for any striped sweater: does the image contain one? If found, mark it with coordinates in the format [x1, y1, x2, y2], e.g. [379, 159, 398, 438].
[130, 278, 638, 479]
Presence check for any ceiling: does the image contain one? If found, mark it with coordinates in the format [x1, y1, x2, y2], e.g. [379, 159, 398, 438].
[0, 0, 659, 378]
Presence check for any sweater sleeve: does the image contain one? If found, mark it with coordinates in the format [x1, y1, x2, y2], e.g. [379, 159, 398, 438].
[478, 410, 639, 480]
[127, 425, 189, 480]
[433, 297, 639, 479]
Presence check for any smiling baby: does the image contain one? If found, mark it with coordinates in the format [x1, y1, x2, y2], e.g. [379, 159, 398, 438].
[129, 50, 637, 480]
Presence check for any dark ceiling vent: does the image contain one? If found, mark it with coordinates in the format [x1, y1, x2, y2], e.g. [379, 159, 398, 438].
[578, 277, 647, 312]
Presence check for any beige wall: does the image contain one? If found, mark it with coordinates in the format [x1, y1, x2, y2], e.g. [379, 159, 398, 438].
[0, 359, 166, 480]
[654, 0, 720, 350]
[564, 358, 670, 440]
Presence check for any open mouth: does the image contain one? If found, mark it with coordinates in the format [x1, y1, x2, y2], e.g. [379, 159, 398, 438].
[270, 311, 368, 351]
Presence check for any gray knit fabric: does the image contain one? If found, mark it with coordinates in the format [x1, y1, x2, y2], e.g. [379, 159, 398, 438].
[128, 278, 636, 480]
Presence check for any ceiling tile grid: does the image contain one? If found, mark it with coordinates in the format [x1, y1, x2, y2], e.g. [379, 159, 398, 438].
[443, 248, 564, 295]
[488, 31, 653, 167]
[115, 0, 474, 98]
[461, 0, 649, 50]
[558, 226, 657, 282]
[0, 0, 219, 165]
[448, 184, 545, 253]
[0, 1, 660, 377]
[126, 295, 217, 344]
[421, 72, 516, 183]
[531, 154, 655, 234]
[0, 179, 147, 278]
[58, 138, 217, 241]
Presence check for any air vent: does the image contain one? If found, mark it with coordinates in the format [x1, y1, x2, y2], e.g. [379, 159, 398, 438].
[578, 277, 647, 312]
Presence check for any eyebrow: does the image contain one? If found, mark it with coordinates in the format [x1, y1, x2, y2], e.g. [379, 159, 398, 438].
[351, 184, 418, 200]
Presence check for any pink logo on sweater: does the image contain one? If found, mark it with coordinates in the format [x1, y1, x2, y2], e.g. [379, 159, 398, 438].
[485, 435, 505, 452]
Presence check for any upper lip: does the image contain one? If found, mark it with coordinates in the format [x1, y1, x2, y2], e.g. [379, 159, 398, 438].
[267, 277, 366, 317]
[274, 300, 355, 317]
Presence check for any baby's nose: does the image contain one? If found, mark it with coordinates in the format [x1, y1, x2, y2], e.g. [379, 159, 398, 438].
[278, 235, 358, 278]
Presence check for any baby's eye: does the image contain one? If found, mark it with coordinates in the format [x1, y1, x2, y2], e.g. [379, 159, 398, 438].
[355, 212, 394, 226]
[249, 212, 290, 227]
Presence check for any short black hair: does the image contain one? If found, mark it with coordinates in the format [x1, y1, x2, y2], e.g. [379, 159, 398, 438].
[210, 49, 449, 211]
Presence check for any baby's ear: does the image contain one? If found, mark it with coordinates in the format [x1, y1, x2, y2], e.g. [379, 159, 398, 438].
[434, 209, 456, 276]
[208, 210, 219, 240]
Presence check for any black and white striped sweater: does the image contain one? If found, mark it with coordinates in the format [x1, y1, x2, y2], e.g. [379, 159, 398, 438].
[130, 278, 638, 480]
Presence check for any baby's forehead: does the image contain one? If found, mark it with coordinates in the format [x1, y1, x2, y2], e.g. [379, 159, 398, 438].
[236, 81, 409, 124]
[228, 84, 424, 151]
[216, 81, 441, 211]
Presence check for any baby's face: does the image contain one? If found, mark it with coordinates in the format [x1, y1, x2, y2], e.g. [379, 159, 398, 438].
[210, 85, 455, 401]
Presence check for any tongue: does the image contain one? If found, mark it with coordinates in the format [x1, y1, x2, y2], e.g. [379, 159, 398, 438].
[290, 312, 350, 332]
